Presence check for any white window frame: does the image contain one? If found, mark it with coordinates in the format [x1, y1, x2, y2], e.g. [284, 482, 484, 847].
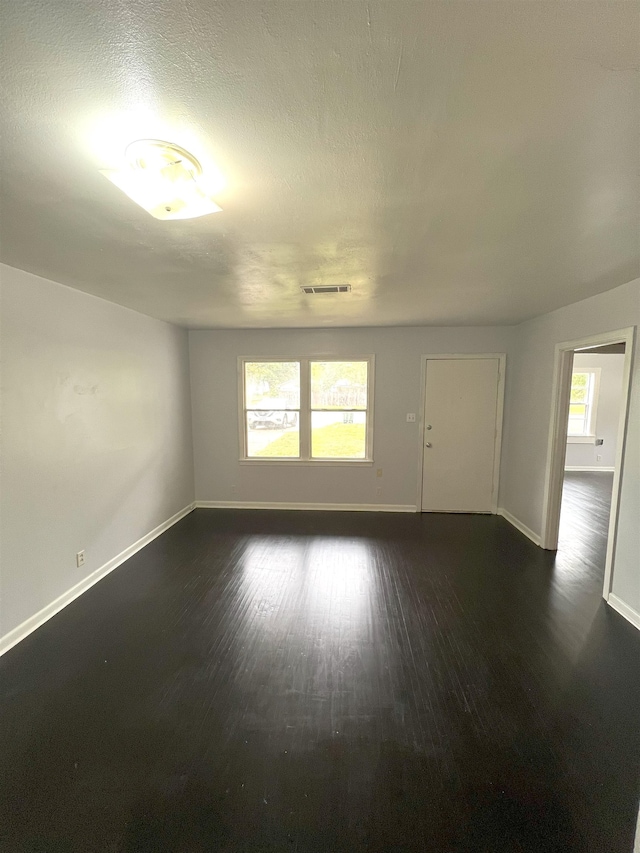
[238, 356, 375, 465]
[567, 367, 601, 444]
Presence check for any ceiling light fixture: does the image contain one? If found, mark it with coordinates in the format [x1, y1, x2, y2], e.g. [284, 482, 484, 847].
[100, 139, 223, 220]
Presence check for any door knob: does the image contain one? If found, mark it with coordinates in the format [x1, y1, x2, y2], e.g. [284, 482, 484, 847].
[426, 424, 432, 430]
[425, 442, 432, 448]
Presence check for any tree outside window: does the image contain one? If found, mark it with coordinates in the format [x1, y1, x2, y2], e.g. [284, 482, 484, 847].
[568, 371, 597, 437]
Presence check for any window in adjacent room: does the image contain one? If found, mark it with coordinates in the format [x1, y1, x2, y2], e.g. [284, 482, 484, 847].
[567, 369, 600, 441]
[240, 357, 373, 462]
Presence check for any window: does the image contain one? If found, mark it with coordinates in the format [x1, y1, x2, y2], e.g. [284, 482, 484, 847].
[567, 369, 600, 441]
[240, 357, 373, 462]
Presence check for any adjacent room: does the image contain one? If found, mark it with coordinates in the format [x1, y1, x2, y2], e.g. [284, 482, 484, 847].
[558, 343, 628, 595]
[1, 2, 639, 851]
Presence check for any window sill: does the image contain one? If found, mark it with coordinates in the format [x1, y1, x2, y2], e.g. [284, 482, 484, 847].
[239, 459, 374, 467]
[567, 435, 597, 444]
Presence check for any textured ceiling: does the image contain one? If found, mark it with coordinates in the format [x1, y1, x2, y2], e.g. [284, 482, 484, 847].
[0, 1, 638, 328]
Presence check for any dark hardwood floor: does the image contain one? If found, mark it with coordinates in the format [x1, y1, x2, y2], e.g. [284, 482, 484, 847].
[1, 503, 639, 852]
[553, 471, 616, 637]
[559, 470, 614, 564]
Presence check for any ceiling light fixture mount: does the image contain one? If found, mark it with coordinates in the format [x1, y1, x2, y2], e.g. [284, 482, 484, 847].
[100, 139, 223, 221]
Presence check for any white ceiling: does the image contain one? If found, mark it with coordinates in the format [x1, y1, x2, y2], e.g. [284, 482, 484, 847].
[1, 1, 638, 328]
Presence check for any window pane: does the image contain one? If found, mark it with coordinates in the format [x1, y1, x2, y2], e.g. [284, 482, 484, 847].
[246, 411, 299, 457]
[311, 411, 366, 458]
[245, 362, 299, 409]
[570, 373, 590, 403]
[569, 404, 586, 417]
[310, 361, 368, 409]
[568, 417, 586, 435]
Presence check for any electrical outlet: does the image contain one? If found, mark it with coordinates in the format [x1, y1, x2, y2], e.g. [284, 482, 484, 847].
[376, 468, 383, 478]
[596, 455, 602, 462]
[376, 486, 382, 496]
[406, 413, 416, 423]
[76, 550, 85, 568]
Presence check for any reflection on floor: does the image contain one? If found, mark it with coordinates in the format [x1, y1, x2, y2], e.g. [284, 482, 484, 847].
[1, 505, 639, 853]
[551, 472, 615, 651]
[557, 470, 614, 589]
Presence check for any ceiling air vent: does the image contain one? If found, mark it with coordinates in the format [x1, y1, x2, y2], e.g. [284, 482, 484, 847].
[301, 285, 351, 294]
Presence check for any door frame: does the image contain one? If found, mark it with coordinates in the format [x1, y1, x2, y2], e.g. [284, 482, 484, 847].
[417, 354, 507, 513]
[540, 327, 635, 600]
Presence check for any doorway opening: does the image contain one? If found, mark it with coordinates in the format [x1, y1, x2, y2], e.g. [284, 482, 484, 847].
[541, 328, 635, 600]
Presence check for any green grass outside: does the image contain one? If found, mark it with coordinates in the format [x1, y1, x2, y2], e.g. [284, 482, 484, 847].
[254, 422, 366, 458]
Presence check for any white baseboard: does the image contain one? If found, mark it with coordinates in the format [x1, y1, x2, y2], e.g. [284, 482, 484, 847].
[497, 508, 542, 547]
[608, 594, 640, 632]
[196, 500, 417, 513]
[564, 466, 615, 472]
[0, 502, 196, 658]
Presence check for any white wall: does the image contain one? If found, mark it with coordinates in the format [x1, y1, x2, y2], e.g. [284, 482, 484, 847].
[501, 277, 640, 616]
[189, 327, 513, 508]
[0, 265, 195, 639]
[565, 353, 625, 469]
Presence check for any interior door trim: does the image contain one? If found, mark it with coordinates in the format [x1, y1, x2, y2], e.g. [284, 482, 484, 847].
[540, 327, 635, 602]
[416, 353, 507, 514]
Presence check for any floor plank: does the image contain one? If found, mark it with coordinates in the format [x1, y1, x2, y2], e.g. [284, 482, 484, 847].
[1, 494, 639, 852]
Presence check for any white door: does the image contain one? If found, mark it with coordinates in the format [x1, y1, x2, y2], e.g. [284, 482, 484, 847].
[421, 358, 500, 512]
